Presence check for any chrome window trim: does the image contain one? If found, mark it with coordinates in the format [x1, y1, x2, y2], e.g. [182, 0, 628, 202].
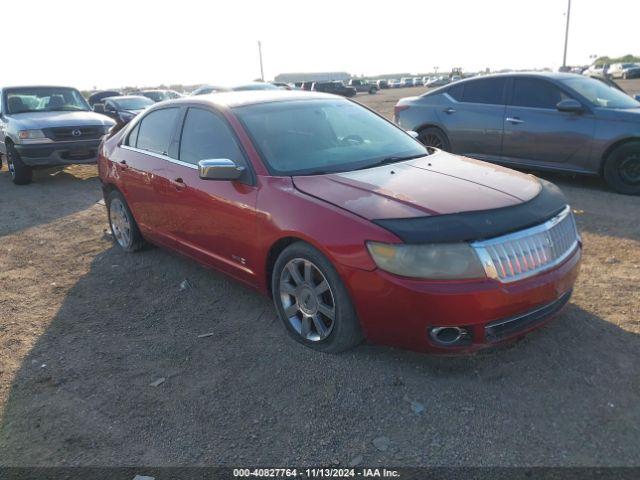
[120, 145, 198, 170]
[471, 206, 579, 283]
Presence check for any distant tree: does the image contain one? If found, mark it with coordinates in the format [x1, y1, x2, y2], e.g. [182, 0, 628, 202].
[594, 54, 640, 65]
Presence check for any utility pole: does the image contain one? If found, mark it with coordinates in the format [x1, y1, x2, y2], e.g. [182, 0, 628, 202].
[258, 41, 265, 81]
[562, 0, 571, 68]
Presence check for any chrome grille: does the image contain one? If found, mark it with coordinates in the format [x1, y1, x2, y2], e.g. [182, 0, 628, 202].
[472, 206, 579, 283]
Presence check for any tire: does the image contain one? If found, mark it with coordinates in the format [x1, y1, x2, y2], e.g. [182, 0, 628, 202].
[603, 141, 640, 195]
[6, 144, 32, 185]
[106, 190, 146, 252]
[418, 127, 451, 151]
[369, 87, 377, 94]
[271, 242, 363, 353]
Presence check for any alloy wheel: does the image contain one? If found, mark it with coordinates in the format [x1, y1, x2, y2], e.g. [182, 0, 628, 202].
[279, 258, 336, 342]
[421, 132, 444, 149]
[109, 198, 132, 248]
[618, 153, 640, 185]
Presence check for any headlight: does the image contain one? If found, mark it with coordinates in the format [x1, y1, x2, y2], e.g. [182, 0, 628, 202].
[367, 241, 486, 280]
[18, 129, 46, 140]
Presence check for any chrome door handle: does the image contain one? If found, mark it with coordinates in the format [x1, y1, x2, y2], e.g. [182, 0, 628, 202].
[506, 117, 524, 124]
[443, 108, 456, 114]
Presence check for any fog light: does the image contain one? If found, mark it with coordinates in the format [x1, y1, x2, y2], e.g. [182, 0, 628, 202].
[429, 326, 471, 346]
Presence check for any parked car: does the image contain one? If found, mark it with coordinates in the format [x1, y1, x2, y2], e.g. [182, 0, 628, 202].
[135, 89, 183, 102]
[425, 76, 449, 87]
[450, 75, 462, 82]
[271, 82, 293, 90]
[93, 95, 154, 125]
[311, 81, 357, 97]
[0, 85, 115, 184]
[394, 72, 640, 194]
[347, 79, 377, 94]
[191, 85, 230, 95]
[232, 82, 280, 91]
[99, 90, 581, 354]
[608, 63, 640, 80]
[388, 79, 401, 88]
[300, 82, 314, 91]
[376, 79, 389, 89]
[400, 77, 414, 88]
[412, 77, 424, 87]
[582, 64, 609, 78]
[87, 90, 121, 107]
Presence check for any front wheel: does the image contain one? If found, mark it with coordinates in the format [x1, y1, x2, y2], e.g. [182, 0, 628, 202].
[272, 242, 363, 353]
[603, 141, 640, 195]
[7, 144, 32, 185]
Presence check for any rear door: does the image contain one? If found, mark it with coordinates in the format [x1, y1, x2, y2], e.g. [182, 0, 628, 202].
[441, 77, 507, 162]
[501, 77, 596, 169]
[118, 106, 182, 246]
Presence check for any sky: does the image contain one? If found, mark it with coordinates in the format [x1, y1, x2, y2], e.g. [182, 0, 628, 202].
[3, 0, 639, 90]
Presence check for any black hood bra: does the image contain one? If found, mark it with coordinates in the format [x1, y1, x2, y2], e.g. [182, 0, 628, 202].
[374, 179, 568, 244]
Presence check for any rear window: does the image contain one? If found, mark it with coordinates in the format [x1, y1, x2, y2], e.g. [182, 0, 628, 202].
[461, 78, 506, 105]
[135, 108, 179, 156]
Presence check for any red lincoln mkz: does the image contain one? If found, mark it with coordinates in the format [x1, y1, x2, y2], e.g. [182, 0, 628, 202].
[98, 90, 581, 353]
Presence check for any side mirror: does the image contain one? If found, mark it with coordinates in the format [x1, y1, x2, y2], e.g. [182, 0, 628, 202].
[198, 158, 245, 181]
[93, 103, 105, 114]
[556, 99, 583, 113]
[407, 130, 420, 139]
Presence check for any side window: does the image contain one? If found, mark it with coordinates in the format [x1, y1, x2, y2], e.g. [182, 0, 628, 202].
[136, 108, 178, 156]
[179, 108, 245, 165]
[447, 83, 464, 101]
[511, 78, 569, 109]
[127, 122, 140, 148]
[461, 78, 506, 105]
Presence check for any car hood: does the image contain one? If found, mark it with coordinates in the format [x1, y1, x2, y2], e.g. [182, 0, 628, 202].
[292, 151, 542, 220]
[6, 111, 115, 129]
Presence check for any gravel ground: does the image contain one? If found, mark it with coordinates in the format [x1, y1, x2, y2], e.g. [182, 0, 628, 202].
[1, 81, 639, 467]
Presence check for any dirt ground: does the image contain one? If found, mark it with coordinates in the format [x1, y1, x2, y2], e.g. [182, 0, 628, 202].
[1, 82, 639, 467]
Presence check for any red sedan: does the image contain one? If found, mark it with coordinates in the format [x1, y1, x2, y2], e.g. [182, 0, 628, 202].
[98, 90, 581, 353]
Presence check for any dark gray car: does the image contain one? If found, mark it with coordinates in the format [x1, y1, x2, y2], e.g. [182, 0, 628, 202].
[395, 72, 640, 194]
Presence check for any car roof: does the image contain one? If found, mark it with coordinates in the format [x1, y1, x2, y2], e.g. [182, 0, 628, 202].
[0, 85, 80, 91]
[103, 95, 150, 101]
[157, 90, 339, 109]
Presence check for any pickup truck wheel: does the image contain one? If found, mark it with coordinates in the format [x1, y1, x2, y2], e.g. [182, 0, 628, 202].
[7, 144, 32, 185]
[603, 141, 640, 195]
[272, 242, 363, 353]
[107, 190, 145, 252]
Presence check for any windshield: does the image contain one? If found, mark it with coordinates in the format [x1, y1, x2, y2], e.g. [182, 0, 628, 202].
[113, 97, 154, 110]
[5, 87, 90, 114]
[233, 83, 279, 91]
[562, 77, 640, 109]
[143, 91, 167, 102]
[235, 99, 427, 175]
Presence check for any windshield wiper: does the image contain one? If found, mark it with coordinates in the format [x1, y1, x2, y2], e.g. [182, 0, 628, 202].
[356, 153, 427, 171]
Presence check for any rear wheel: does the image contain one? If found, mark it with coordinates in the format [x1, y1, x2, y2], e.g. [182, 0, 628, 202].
[603, 141, 640, 195]
[272, 242, 363, 353]
[107, 190, 146, 252]
[6, 144, 32, 185]
[418, 127, 450, 151]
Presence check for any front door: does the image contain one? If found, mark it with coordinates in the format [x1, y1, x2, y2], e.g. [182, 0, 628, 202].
[500, 77, 596, 171]
[163, 107, 259, 286]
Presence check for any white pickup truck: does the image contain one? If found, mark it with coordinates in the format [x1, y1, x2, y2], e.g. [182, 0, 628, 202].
[0, 85, 114, 184]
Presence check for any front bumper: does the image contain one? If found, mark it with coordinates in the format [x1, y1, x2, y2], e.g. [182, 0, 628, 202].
[342, 247, 581, 353]
[14, 139, 102, 167]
